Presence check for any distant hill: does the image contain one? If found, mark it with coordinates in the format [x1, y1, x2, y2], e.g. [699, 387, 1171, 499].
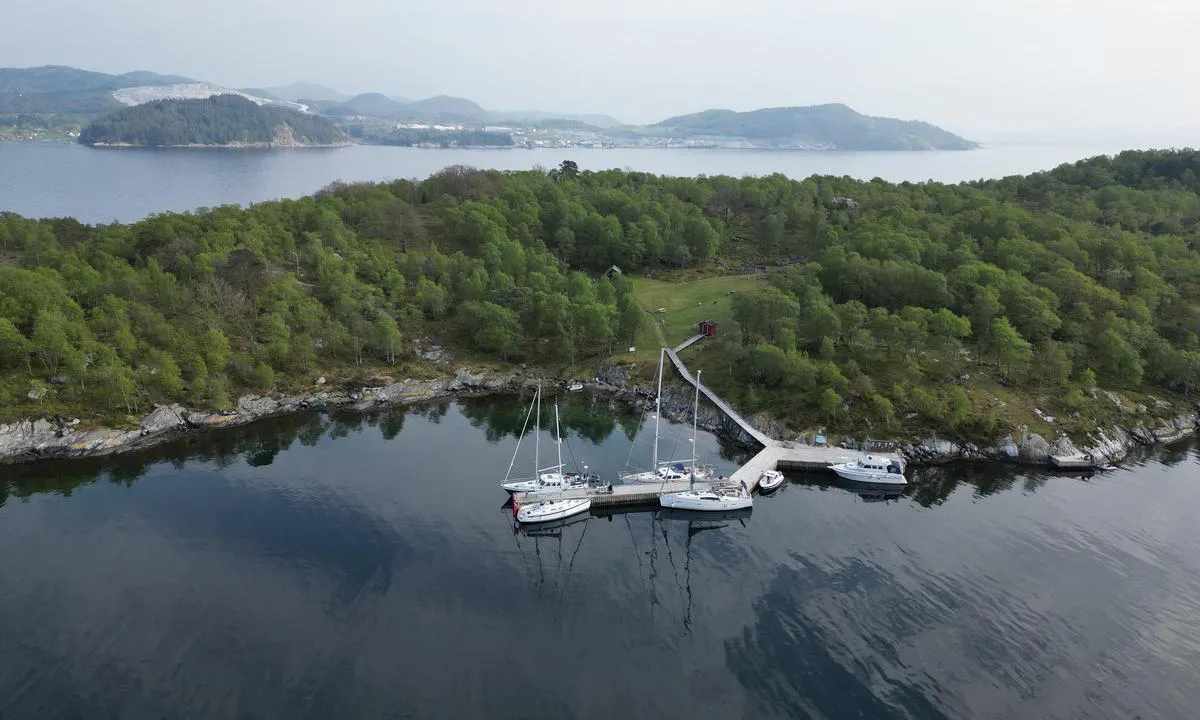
[335, 93, 410, 118]
[78, 94, 346, 147]
[405, 95, 487, 122]
[0, 65, 195, 115]
[115, 70, 195, 86]
[653, 104, 976, 150]
[488, 110, 625, 128]
[322, 93, 488, 123]
[264, 81, 349, 103]
[238, 88, 282, 102]
[0, 65, 192, 94]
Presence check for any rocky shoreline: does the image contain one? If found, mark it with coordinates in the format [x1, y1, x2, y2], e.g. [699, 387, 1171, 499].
[1, 365, 1197, 468]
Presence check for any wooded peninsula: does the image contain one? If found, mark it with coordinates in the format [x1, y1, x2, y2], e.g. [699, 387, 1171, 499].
[1, 151, 1198, 447]
[78, 94, 346, 147]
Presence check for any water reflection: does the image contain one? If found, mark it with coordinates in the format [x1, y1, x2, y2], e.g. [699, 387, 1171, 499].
[457, 391, 644, 445]
[0, 392, 746, 509]
[0, 400, 1198, 719]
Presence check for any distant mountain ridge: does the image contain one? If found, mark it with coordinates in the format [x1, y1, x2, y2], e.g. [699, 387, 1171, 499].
[263, 81, 349, 104]
[488, 110, 624, 128]
[320, 93, 490, 123]
[653, 104, 975, 150]
[0, 65, 193, 94]
[0, 65, 196, 115]
[1, 65, 973, 152]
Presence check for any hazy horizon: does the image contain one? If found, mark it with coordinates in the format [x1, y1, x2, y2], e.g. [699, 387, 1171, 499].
[7, 0, 1199, 143]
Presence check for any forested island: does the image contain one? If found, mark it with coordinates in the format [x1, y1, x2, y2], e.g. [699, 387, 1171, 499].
[1, 151, 1199, 455]
[5, 65, 978, 152]
[78, 95, 346, 147]
[648, 104, 976, 150]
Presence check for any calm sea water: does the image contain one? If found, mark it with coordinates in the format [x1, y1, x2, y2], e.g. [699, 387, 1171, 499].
[0, 140, 1162, 224]
[1, 393, 1198, 719]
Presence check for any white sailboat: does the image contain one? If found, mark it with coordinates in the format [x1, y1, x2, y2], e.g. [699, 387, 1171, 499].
[516, 400, 592, 524]
[660, 370, 753, 512]
[501, 386, 595, 494]
[620, 348, 714, 484]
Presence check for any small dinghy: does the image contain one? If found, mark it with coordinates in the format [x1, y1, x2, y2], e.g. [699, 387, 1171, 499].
[1097, 464, 1119, 472]
[757, 469, 784, 492]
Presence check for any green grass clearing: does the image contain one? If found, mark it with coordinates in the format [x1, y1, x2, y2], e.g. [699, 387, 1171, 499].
[628, 275, 761, 358]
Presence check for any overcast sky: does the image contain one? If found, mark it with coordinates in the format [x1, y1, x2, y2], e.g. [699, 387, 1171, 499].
[6, 0, 1199, 141]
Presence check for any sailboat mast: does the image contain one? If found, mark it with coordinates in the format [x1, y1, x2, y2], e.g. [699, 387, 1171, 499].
[555, 402, 564, 500]
[504, 390, 536, 483]
[534, 384, 541, 482]
[691, 370, 701, 489]
[653, 348, 663, 471]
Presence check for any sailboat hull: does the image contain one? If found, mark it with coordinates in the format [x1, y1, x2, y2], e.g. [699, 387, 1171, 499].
[516, 498, 592, 524]
[503, 472, 592, 494]
[623, 464, 713, 484]
[659, 490, 753, 512]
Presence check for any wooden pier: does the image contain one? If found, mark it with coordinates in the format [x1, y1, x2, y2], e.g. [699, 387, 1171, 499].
[666, 339, 772, 446]
[514, 339, 903, 508]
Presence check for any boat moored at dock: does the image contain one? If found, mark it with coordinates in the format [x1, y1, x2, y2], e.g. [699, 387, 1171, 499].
[757, 469, 784, 492]
[515, 401, 592, 524]
[660, 481, 753, 511]
[830, 455, 907, 485]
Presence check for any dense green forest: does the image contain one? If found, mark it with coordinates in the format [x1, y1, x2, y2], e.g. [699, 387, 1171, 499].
[1, 151, 1198, 441]
[78, 95, 346, 146]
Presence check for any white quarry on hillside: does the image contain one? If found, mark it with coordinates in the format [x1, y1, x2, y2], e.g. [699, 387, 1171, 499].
[112, 84, 309, 113]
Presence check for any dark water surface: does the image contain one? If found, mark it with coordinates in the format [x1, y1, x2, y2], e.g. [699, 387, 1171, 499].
[2, 394, 1198, 719]
[0, 140, 1154, 224]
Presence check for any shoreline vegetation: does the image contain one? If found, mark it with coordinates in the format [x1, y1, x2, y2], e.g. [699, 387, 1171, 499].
[1, 367, 1195, 466]
[2, 152, 1199, 466]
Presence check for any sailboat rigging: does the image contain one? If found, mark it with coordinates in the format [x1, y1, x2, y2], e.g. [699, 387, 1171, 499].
[620, 348, 713, 484]
[515, 399, 593, 524]
[501, 385, 599, 494]
[660, 369, 753, 511]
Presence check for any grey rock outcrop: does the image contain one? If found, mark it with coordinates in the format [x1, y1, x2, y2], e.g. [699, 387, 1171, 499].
[0, 367, 553, 464]
[140, 404, 187, 435]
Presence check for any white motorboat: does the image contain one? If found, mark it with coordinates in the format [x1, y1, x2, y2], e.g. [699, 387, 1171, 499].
[830, 455, 907, 485]
[516, 401, 591, 524]
[567, 381, 584, 392]
[757, 469, 784, 492]
[661, 370, 753, 512]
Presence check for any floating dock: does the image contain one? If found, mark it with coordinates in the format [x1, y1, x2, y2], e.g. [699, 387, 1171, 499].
[514, 338, 904, 508]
